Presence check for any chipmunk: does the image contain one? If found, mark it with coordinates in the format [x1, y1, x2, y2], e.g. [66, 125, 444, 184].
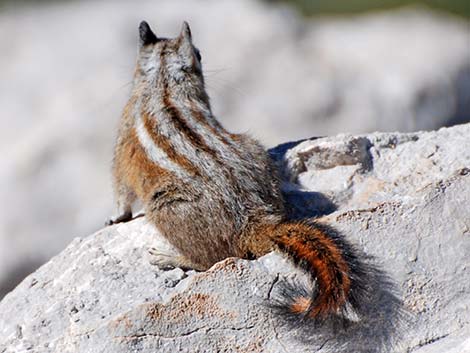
[108, 21, 367, 320]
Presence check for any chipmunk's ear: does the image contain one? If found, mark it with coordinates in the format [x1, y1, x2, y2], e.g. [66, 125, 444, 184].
[178, 21, 194, 58]
[179, 21, 192, 42]
[139, 21, 158, 46]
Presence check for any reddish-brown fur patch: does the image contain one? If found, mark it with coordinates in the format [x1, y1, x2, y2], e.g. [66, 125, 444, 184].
[115, 127, 178, 202]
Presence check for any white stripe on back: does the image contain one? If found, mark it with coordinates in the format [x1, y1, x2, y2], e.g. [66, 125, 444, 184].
[135, 113, 189, 179]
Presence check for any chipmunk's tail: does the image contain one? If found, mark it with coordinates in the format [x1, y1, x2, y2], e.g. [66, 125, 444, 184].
[270, 221, 367, 320]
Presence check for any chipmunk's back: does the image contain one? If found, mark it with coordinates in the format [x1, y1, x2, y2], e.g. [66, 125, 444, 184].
[109, 21, 369, 322]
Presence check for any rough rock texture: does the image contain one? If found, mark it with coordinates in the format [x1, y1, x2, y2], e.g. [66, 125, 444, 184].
[1, 124, 469, 352]
[1, 0, 470, 299]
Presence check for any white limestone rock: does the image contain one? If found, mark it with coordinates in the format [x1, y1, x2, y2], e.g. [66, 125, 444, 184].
[1, 124, 469, 352]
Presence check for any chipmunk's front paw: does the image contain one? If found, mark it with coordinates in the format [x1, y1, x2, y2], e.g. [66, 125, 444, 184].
[105, 212, 146, 226]
[105, 211, 133, 226]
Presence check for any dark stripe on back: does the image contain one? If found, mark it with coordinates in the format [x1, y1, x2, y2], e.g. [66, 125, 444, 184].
[158, 42, 225, 166]
[141, 111, 201, 176]
[189, 105, 235, 149]
[162, 95, 220, 161]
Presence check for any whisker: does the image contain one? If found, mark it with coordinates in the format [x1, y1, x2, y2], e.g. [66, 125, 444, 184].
[206, 79, 247, 98]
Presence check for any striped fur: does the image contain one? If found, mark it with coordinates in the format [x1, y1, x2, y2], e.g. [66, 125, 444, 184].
[272, 222, 352, 318]
[109, 21, 367, 320]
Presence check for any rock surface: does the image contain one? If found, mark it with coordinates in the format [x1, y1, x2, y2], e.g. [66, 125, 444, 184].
[1, 0, 470, 299]
[1, 124, 469, 353]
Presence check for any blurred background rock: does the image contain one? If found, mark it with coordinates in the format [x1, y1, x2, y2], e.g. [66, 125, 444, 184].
[0, 0, 468, 299]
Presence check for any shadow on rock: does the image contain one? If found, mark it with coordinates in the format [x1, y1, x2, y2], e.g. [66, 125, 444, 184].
[271, 137, 338, 219]
[283, 189, 337, 219]
[270, 222, 408, 352]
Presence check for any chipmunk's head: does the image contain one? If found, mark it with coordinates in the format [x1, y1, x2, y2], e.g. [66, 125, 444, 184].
[135, 21, 206, 100]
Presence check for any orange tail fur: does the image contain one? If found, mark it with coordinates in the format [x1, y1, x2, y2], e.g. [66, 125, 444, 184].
[271, 222, 364, 320]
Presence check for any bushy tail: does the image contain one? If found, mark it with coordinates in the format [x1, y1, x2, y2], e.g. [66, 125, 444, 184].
[271, 221, 366, 320]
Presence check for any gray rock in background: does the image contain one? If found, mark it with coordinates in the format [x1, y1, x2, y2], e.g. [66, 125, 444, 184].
[0, 124, 469, 352]
[0, 0, 469, 298]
